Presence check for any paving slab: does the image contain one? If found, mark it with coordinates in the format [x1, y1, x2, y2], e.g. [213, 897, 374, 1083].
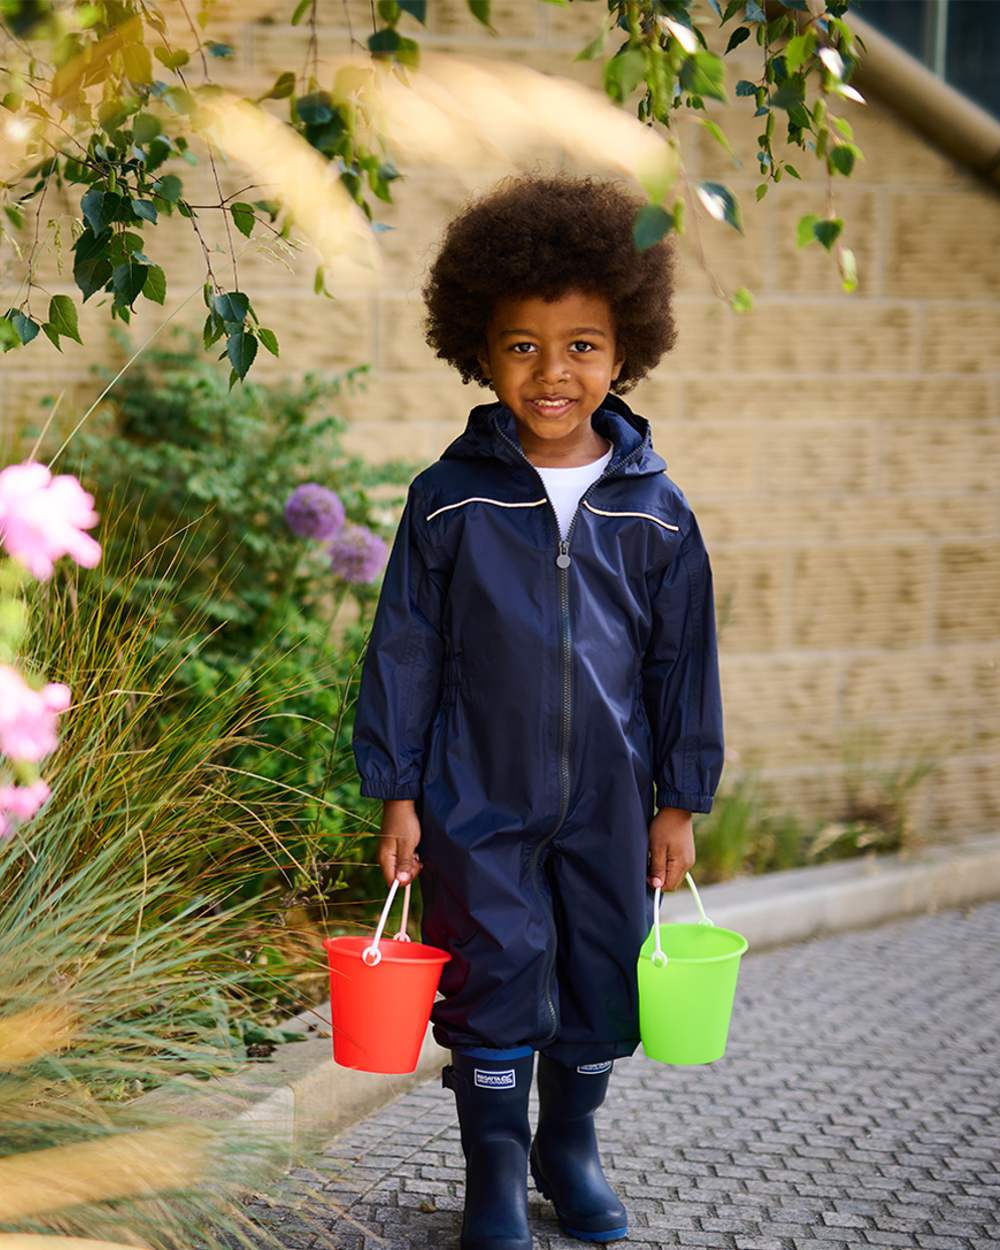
[237, 899, 1000, 1250]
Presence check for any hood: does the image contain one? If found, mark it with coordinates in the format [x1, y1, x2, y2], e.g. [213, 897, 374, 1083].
[439, 392, 667, 479]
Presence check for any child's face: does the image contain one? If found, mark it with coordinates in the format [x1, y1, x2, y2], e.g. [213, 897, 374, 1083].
[476, 289, 625, 451]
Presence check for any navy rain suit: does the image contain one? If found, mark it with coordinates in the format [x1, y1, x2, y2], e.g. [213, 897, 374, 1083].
[351, 393, 725, 1068]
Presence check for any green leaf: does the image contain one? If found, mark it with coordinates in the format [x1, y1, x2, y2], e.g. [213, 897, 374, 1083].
[0, 315, 21, 352]
[796, 213, 818, 247]
[467, 0, 491, 27]
[206, 41, 234, 58]
[290, 0, 311, 25]
[41, 321, 62, 351]
[81, 187, 121, 234]
[394, 35, 420, 68]
[112, 260, 149, 308]
[230, 202, 255, 238]
[735, 79, 757, 97]
[154, 173, 182, 203]
[262, 71, 296, 100]
[603, 46, 646, 104]
[730, 287, 753, 312]
[203, 311, 224, 348]
[678, 51, 727, 104]
[295, 92, 335, 125]
[154, 45, 190, 70]
[838, 246, 858, 293]
[47, 294, 82, 344]
[769, 75, 805, 111]
[398, 0, 427, 21]
[73, 228, 113, 300]
[575, 25, 610, 61]
[132, 112, 162, 145]
[725, 26, 750, 54]
[163, 86, 196, 115]
[829, 144, 857, 176]
[699, 117, 737, 161]
[212, 290, 250, 326]
[368, 27, 401, 54]
[632, 204, 674, 251]
[696, 181, 743, 233]
[143, 264, 166, 304]
[10, 310, 39, 345]
[813, 217, 843, 250]
[131, 198, 158, 222]
[123, 42, 153, 84]
[4, 204, 24, 229]
[783, 31, 815, 74]
[257, 326, 279, 357]
[227, 329, 257, 379]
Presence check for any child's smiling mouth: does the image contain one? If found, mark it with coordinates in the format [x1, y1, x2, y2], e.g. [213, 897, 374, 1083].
[526, 397, 577, 417]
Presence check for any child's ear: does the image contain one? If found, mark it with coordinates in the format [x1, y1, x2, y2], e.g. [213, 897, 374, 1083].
[611, 352, 625, 381]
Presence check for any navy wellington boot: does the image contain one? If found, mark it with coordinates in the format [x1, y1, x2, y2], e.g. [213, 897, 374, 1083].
[442, 1047, 536, 1250]
[529, 1055, 628, 1243]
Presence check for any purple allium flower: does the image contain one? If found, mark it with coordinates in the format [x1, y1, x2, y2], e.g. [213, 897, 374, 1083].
[326, 522, 388, 584]
[284, 483, 346, 541]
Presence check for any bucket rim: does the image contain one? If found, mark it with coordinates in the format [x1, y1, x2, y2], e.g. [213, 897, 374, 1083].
[323, 934, 451, 965]
[639, 922, 748, 965]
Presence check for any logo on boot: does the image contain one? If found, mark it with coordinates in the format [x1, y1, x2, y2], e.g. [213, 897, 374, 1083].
[474, 1067, 516, 1089]
[576, 1061, 613, 1074]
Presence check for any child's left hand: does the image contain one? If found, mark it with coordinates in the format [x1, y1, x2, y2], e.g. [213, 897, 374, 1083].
[647, 807, 695, 891]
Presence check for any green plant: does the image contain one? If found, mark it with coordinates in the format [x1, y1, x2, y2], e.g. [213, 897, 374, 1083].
[0, 493, 369, 1250]
[691, 731, 938, 883]
[33, 333, 423, 965]
[1, 1, 865, 373]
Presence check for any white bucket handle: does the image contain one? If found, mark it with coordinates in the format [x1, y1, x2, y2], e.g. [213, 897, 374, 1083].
[651, 871, 715, 969]
[361, 879, 413, 967]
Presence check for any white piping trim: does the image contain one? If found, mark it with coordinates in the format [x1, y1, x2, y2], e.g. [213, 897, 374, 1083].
[426, 496, 548, 521]
[582, 499, 680, 531]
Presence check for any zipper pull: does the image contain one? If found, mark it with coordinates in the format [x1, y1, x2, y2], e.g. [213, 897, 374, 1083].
[556, 540, 571, 569]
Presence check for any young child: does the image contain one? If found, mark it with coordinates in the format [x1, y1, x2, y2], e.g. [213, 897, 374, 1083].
[352, 172, 724, 1249]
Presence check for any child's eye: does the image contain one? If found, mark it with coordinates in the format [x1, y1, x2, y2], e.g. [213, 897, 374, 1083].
[509, 341, 597, 354]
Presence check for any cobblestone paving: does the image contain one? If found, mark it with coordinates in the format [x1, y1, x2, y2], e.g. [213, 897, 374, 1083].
[243, 901, 1000, 1250]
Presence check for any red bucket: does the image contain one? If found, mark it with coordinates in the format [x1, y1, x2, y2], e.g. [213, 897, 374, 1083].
[323, 880, 450, 1074]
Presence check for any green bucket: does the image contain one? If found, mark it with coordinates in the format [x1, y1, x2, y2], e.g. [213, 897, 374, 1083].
[637, 873, 749, 1066]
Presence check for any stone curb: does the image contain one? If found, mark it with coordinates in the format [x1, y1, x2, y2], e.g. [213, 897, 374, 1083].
[134, 831, 1000, 1174]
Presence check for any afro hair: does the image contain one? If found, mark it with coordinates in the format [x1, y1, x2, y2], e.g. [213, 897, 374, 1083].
[421, 171, 678, 395]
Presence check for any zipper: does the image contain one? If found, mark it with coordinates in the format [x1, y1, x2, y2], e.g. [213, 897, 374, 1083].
[492, 414, 645, 1045]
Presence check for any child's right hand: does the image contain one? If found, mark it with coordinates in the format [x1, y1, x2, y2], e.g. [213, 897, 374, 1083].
[378, 799, 423, 886]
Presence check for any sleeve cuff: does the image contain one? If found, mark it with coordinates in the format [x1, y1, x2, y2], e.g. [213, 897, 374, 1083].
[359, 778, 422, 800]
[655, 786, 714, 815]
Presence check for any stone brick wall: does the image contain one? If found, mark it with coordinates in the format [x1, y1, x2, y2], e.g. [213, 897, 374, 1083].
[3, 2, 998, 840]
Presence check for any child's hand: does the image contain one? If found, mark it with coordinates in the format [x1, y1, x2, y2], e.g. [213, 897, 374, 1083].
[647, 807, 695, 891]
[378, 799, 423, 887]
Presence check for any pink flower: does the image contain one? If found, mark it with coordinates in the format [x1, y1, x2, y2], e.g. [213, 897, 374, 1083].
[0, 664, 72, 761]
[0, 461, 101, 580]
[0, 778, 51, 839]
